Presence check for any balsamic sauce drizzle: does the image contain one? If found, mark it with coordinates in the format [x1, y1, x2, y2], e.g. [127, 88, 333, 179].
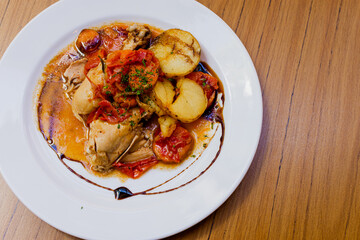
[38, 62, 225, 200]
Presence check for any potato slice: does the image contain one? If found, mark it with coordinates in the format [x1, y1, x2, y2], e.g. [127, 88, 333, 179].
[158, 115, 178, 137]
[149, 29, 201, 77]
[168, 78, 207, 123]
[152, 78, 207, 123]
[152, 79, 175, 108]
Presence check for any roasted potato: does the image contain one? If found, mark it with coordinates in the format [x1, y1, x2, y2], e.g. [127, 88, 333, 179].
[168, 78, 207, 122]
[149, 29, 201, 77]
[152, 79, 175, 107]
[152, 78, 207, 123]
[137, 95, 167, 117]
[158, 115, 178, 137]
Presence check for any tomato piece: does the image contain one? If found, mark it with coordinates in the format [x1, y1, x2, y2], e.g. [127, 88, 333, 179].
[153, 125, 193, 163]
[84, 49, 107, 73]
[186, 72, 218, 107]
[106, 49, 160, 92]
[114, 95, 137, 108]
[113, 157, 158, 178]
[127, 62, 159, 92]
[106, 49, 155, 68]
[86, 100, 130, 125]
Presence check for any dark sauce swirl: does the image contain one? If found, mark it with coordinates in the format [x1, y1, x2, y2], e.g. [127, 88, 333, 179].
[38, 62, 225, 200]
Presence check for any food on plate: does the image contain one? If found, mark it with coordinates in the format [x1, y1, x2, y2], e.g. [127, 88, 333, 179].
[37, 22, 224, 179]
[149, 29, 200, 77]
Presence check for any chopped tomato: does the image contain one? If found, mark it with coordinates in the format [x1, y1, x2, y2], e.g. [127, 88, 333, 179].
[106, 49, 154, 68]
[186, 72, 218, 107]
[105, 49, 160, 93]
[114, 95, 137, 108]
[84, 49, 107, 73]
[86, 100, 130, 125]
[153, 125, 193, 163]
[127, 62, 159, 92]
[113, 157, 158, 178]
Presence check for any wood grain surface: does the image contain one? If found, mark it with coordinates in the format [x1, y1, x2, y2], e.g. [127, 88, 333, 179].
[1, 0, 359, 239]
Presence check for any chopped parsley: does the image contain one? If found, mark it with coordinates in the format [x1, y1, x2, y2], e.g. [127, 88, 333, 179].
[121, 73, 129, 84]
[203, 143, 207, 148]
[142, 59, 146, 67]
[130, 121, 135, 127]
[117, 124, 120, 129]
[191, 155, 196, 158]
[111, 72, 121, 79]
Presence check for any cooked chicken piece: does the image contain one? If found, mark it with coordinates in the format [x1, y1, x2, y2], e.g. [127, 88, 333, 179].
[86, 120, 138, 172]
[64, 58, 87, 82]
[86, 107, 145, 172]
[86, 62, 105, 85]
[121, 147, 154, 163]
[122, 24, 151, 50]
[63, 58, 87, 98]
[129, 138, 148, 152]
[71, 63, 104, 122]
[122, 107, 144, 127]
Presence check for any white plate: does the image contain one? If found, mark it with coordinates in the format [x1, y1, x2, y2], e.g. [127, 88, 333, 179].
[0, 0, 262, 239]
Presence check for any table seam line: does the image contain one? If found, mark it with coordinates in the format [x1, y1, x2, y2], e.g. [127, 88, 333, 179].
[234, 0, 246, 34]
[207, 212, 216, 240]
[0, 0, 11, 29]
[2, 200, 19, 240]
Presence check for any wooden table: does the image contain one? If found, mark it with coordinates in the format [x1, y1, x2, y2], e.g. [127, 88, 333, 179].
[1, 0, 359, 239]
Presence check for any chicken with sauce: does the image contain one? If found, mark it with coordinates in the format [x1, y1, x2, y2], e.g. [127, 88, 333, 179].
[43, 23, 221, 179]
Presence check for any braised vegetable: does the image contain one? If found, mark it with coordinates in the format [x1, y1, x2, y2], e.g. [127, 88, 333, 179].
[76, 29, 101, 54]
[149, 29, 201, 77]
[152, 78, 175, 107]
[186, 72, 218, 108]
[153, 125, 193, 163]
[158, 115, 177, 137]
[152, 77, 208, 123]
